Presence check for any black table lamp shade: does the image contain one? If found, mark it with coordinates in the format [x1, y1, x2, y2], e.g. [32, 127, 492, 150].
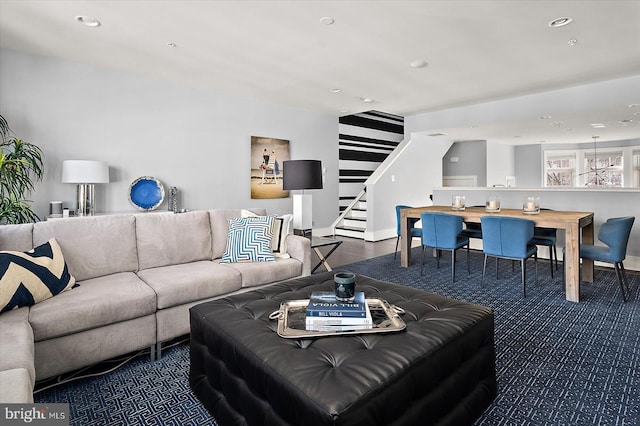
[283, 160, 323, 190]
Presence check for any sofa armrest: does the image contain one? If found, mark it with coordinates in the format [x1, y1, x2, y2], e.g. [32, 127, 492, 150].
[285, 235, 311, 277]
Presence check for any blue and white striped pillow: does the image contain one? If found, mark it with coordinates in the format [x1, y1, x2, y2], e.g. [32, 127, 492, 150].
[220, 216, 275, 263]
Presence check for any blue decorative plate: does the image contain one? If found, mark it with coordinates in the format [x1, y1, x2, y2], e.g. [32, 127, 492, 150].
[128, 176, 165, 211]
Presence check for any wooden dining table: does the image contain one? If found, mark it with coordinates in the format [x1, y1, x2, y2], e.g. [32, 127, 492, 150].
[400, 206, 595, 302]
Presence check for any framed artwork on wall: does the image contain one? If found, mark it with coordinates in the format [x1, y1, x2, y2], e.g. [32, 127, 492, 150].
[251, 136, 290, 199]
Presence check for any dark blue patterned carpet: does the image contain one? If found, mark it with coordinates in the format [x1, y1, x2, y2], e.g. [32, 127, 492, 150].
[35, 249, 640, 425]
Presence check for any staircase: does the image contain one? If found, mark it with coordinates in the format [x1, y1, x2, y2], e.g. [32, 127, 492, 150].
[333, 190, 367, 239]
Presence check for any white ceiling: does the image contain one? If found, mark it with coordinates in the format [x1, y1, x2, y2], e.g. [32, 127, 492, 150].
[1, 0, 640, 145]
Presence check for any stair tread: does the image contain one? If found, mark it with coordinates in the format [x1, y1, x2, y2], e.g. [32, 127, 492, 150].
[336, 225, 365, 232]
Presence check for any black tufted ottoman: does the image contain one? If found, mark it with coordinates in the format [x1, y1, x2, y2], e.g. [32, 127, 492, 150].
[189, 272, 496, 426]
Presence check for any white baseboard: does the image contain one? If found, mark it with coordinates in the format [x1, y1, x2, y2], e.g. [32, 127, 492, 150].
[366, 229, 396, 242]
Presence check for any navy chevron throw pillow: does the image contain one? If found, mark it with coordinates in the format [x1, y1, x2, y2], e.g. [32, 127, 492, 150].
[0, 238, 77, 313]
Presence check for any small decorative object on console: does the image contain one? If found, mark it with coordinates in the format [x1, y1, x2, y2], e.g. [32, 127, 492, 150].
[128, 176, 165, 211]
[168, 186, 178, 213]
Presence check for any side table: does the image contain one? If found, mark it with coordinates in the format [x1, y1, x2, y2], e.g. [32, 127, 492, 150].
[310, 236, 343, 273]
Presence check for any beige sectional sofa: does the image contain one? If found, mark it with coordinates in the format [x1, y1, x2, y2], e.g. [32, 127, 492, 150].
[0, 209, 311, 403]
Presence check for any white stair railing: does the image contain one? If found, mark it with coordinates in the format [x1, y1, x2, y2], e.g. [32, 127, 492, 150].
[330, 188, 367, 236]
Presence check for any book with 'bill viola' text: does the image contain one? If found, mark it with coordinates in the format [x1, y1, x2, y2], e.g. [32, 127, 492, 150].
[305, 291, 368, 318]
[305, 293, 372, 329]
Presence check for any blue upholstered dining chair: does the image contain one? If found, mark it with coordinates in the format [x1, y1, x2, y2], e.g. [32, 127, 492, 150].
[530, 209, 558, 279]
[578, 216, 635, 302]
[480, 216, 537, 297]
[394, 205, 423, 262]
[420, 212, 470, 282]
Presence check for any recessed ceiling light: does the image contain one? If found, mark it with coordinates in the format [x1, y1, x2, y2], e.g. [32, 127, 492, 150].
[539, 115, 552, 120]
[357, 97, 373, 103]
[167, 42, 177, 48]
[319, 16, 334, 25]
[618, 119, 633, 123]
[409, 60, 428, 69]
[591, 123, 606, 128]
[567, 39, 578, 46]
[549, 17, 573, 28]
[76, 16, 101, 27]
[628, 104, 640, 108]
[330, 88, 341, 93]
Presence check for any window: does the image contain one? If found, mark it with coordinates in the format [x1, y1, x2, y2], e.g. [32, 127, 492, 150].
[583, 150, 623, 187]
[544, 144, 640, 188]
[544, 152, 575, 187]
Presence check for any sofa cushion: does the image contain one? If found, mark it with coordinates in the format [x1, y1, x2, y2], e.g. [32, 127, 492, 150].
[209, 209, 267, 259]
[33, 215, 138, 281]
[1, 238, 76, 313]
[218, 257, 302, 288]
[220, 216, 275, 263]
[28, 272, 156, 341]
[0, 368, 33, 403]
[0, 307, 35, 387]
[136, 211, 212, 270]
[137, 261, 242, 310]
[0, 223, 33, 252]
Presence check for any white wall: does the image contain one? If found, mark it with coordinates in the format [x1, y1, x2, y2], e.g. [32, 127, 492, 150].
[514, 145, 544, 187]
[486, 141, 514, 187]
[443, 140, 487, 187]
[365, 134, 453, 241]
[0, 49, 339, 226]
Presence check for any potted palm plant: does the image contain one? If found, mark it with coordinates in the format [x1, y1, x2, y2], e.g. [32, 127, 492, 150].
[0, 114, 44, 224]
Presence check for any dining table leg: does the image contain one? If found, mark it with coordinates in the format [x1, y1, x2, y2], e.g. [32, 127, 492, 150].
[400, 212, 411, 267]
[564, 223, 581, 302]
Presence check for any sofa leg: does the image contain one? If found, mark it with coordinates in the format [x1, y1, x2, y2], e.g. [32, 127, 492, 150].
[150, 341, 163, 361]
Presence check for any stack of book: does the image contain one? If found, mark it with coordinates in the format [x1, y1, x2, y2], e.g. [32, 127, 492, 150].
[305, 291, 373, 332]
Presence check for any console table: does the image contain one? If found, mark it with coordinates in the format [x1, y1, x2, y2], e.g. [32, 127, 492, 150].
[400, 206, 594, 302]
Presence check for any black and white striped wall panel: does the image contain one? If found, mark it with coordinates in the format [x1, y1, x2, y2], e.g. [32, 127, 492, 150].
[338, 110, 404, 212]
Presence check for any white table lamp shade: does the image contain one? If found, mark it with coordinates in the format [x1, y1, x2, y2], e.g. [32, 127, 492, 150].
[62, 160, 109, 184]
[62, 160, 109, 216]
